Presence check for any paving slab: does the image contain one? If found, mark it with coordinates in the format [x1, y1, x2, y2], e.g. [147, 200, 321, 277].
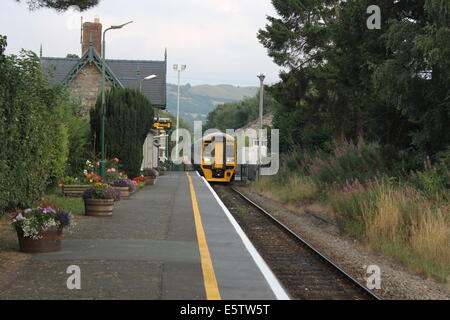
[190, 172, 279, 300]
[0, 172, 282, 300]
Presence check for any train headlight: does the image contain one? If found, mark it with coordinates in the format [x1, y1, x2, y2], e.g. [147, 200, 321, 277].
[226, 157, 234, 163]
[203, 157, 211, 162]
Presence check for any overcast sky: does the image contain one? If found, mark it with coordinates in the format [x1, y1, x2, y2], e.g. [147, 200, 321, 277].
[1, 0, 281, 86]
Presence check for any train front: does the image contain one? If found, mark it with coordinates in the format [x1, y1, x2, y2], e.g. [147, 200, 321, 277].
[200, 133, 236, 182]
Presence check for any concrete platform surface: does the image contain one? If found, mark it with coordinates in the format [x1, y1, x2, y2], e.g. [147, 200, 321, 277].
[0, 172, 287, 300]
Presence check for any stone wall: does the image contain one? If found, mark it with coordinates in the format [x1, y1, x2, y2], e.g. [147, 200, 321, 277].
[67, 63, 111, 115]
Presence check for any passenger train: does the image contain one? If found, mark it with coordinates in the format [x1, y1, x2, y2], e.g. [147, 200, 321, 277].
[193, 132, 237, 183]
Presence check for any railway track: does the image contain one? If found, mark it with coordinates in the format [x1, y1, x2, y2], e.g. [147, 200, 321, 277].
[213, 184, 381, 300]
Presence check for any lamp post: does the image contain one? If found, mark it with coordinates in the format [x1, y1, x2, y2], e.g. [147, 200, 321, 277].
[173, 64, 186, 163]
[100, 20, 133, 180]
[256, 73, 265, 181]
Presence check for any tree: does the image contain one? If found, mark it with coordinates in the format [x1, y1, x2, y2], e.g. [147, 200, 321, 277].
[15, 0, 100, 11]
[204, 90, 278, 131]
[258, 0, 449, 165]
[90, 88, 154, 178]
[66, 53, 80, 58]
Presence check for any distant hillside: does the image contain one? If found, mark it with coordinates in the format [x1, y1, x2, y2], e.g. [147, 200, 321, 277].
[166, 83, 258, 127]
[189, 85, 259, 101]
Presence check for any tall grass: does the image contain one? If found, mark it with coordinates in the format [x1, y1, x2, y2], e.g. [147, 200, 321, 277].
[251, 141, 450, 283]
[330, 180, 449, 283]
[251, 174, 318, 203]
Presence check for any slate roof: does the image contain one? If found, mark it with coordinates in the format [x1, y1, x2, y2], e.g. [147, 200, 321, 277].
[40, 55, 167, 108]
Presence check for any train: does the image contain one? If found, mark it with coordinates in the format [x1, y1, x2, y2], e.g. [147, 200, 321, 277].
[193, 132, 237, 183]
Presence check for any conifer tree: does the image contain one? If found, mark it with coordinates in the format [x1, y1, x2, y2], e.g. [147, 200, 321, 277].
[90, 88, 154, 178]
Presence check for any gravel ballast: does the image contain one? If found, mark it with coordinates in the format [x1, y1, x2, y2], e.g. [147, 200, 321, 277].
[237, 186, 449, 300]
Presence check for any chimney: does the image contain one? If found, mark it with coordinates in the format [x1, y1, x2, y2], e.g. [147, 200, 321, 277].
[82, 18, 102, 55]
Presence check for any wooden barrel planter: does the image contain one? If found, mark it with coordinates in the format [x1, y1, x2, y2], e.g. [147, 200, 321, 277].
[62, 184, 90, 197]
[145, 178, 156, 185]
[84, 199, 114, 217]
[114, 186, 130, 200]
[16, 226, 63, 253]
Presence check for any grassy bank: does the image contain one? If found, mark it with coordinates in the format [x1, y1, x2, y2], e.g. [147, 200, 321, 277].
[251, 142, 449, 283]
[42, 194, 84, 216]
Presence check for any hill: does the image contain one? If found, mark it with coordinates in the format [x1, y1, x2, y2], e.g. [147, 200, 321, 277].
[165, 83, 258, 127]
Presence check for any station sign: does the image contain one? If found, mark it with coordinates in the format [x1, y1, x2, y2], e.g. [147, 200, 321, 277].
[153, 120, 172, 130]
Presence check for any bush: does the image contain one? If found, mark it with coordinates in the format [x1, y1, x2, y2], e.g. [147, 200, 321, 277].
[309, 141, 388, 186]
[90, 88, 154, 178]
[407, 150, 450, 202]
[0, 42, 74, 216]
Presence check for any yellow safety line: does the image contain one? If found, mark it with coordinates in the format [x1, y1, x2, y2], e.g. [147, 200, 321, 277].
[186, 172, 221, 300]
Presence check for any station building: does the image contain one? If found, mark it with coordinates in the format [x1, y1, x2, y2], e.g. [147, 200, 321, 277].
[40, 18, 167, 170]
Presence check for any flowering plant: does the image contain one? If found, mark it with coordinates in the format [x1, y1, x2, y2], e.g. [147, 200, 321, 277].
[125, 179, 138, 192]
[133, 176, 148, 183]
[83, 183, 120, 201]
[60, 176, 81, 186]
[10, 207, 74, 240]
[82, 171, 102, 185]
[112, 179, 129, 188]
[142, 168, 158, 178]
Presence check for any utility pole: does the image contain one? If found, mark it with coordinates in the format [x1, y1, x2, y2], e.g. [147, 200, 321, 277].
[173, 64, 186, 163]
[256, 73, 265, 181]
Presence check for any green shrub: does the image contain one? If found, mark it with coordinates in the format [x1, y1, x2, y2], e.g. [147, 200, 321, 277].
[0, 46, 70, 215]
[309, 141, 387, 186]
[90, 87, 154, 178]
[407, 150, 450, 202]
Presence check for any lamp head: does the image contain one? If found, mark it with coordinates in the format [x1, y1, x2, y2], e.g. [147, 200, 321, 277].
[144, 75, 157, 80]
[173, 64, 178, 71]
[111, 21, 133, 29]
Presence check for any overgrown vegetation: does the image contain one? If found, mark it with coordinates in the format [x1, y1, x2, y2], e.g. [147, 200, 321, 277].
[249, 0, 450, 283]
[251, 143, 449, 283]
[0, 36, 89, 216]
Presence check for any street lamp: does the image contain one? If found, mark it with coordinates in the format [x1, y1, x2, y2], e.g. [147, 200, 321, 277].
[173, 64, 186, 163]
[139, 74, 157, 92]
[100, 20, 133, 180]
[256, 73, 265, 181]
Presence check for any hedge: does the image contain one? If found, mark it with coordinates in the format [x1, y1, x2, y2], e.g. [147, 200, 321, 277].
[0, 36, 86, 216]
[90, 87, 154, 178]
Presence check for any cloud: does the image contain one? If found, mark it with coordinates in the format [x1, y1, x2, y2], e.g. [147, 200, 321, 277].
[1, 0, 281, 86]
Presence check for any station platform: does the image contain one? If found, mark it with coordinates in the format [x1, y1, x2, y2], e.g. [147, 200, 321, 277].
[0, 172, 289, 300]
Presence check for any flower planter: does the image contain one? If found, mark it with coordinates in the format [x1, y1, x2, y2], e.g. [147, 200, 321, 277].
[62, 184, 90, 197]
[16, 226, 63, 253]
[84, 199, 114, 217]
[145, 177, 156, 185]
[113, 186, 130, 200]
